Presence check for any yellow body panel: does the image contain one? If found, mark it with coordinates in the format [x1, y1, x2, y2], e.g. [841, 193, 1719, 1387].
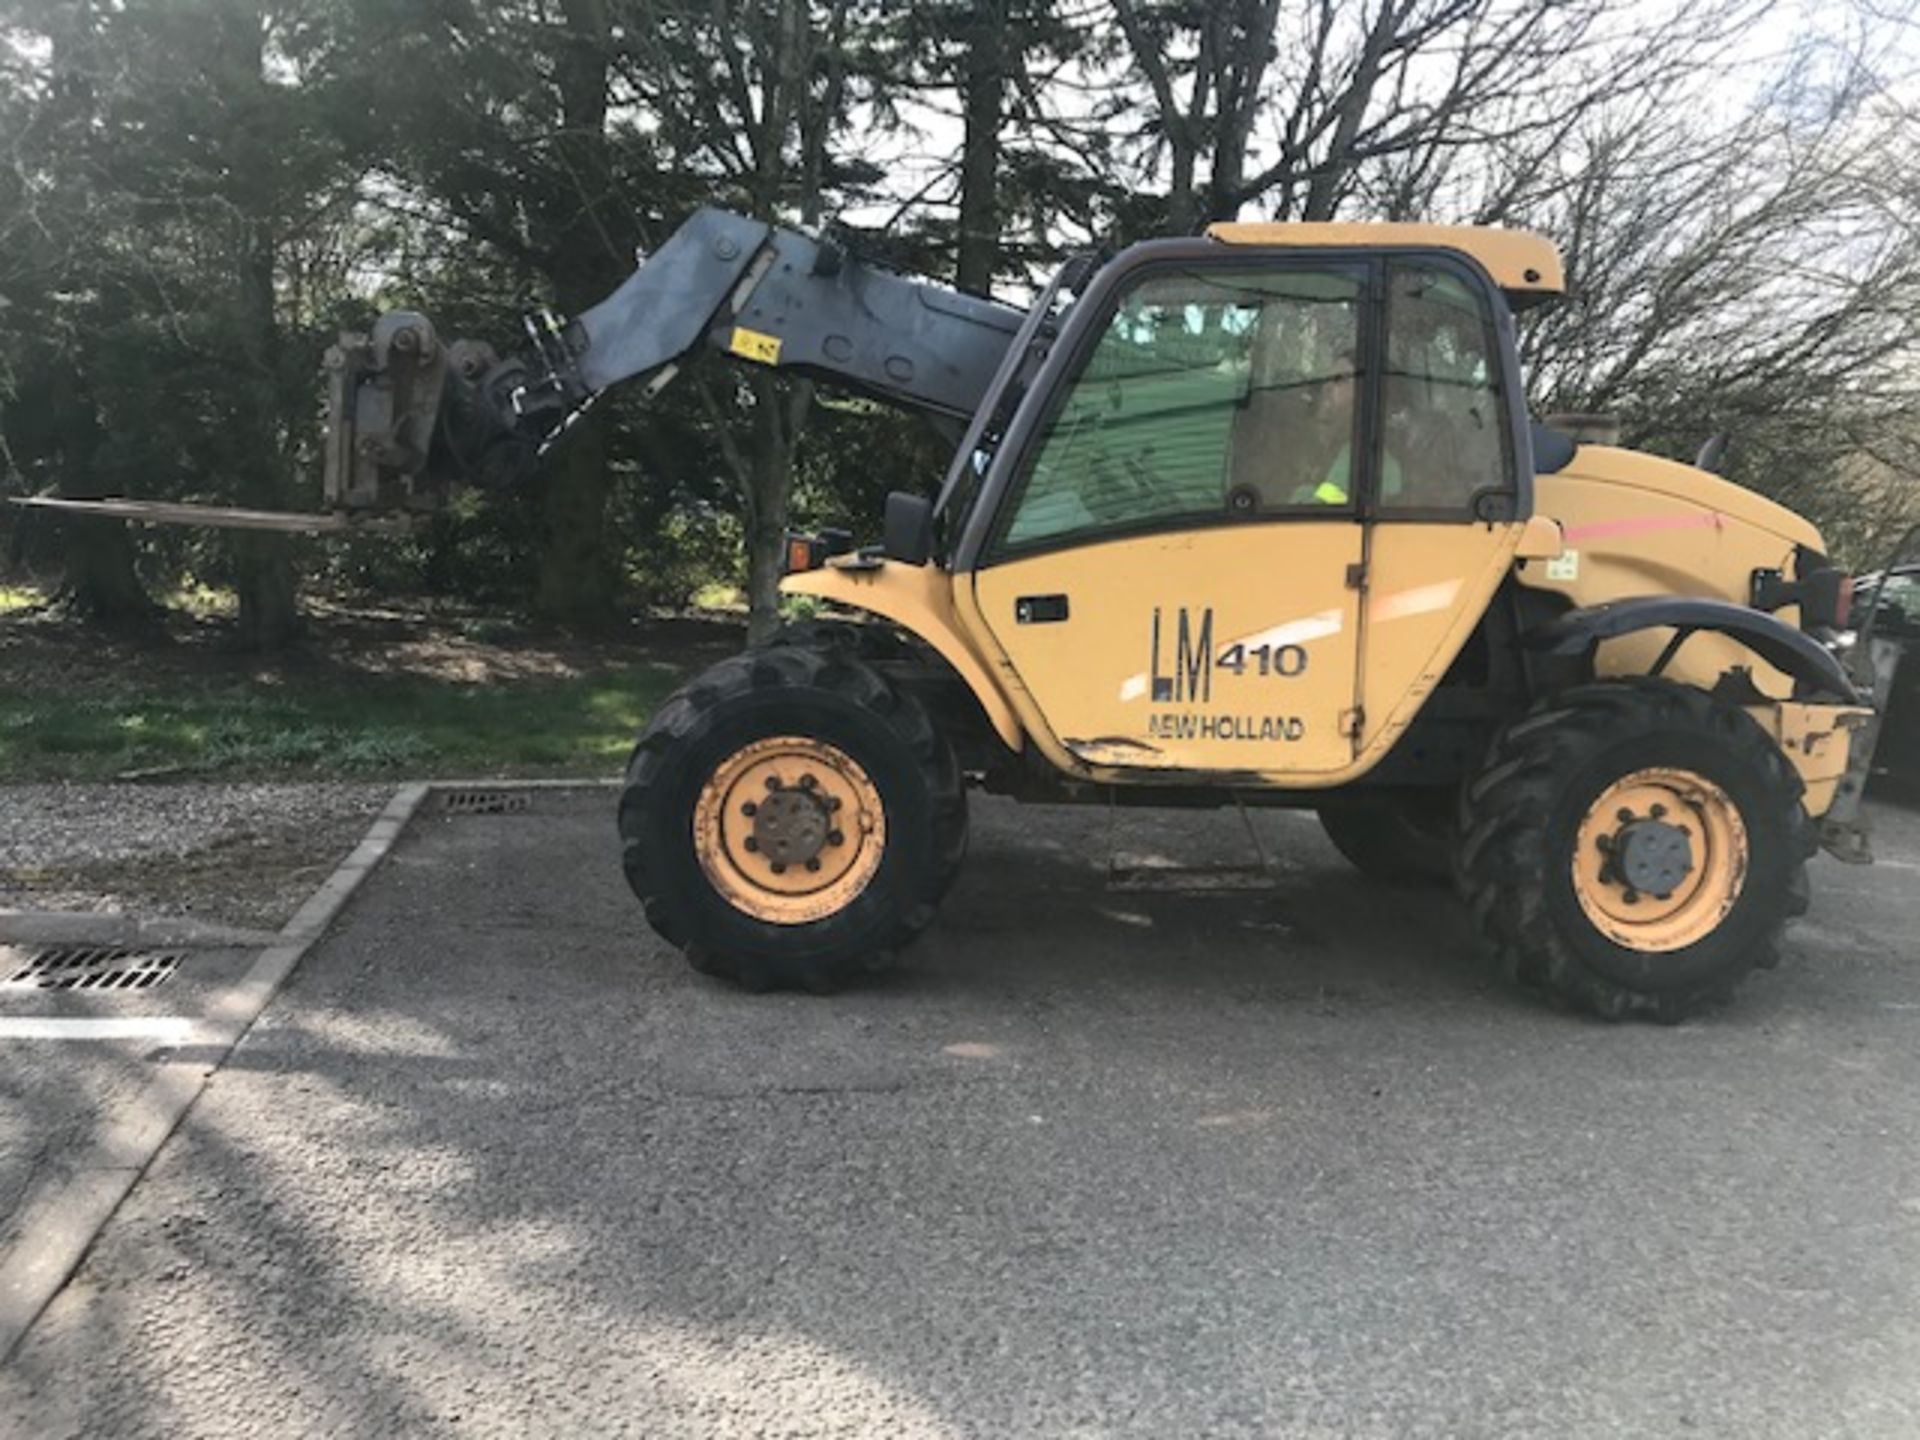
[1746, 702, 1872, 816]
[1521, 446, 1818, 699]
[962, 517, 1523, 788]
[780, 559, 1025, 752]
[1358, 521, 1523, 755]
[782, 444, 1857, 815]
[1207, 221, 1564, 302]
[1520, 444, 1858, 813]
[970, 524, 1366, 775]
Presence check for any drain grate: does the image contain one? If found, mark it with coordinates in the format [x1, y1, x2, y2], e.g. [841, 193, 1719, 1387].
[441, 789, 530, 816]
[2, 945, 184, 991]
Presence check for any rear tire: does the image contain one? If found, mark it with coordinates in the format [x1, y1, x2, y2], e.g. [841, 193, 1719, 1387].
[1316, 790, 1454, 885]
[618, 645, 967, 992]
[1458, 678, 1813, 1022]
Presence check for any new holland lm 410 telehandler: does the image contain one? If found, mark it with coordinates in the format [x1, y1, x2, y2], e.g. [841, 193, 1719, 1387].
[22, 207, 1880, 1019]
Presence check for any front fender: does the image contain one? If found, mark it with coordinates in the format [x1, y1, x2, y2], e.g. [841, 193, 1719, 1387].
[781, 559, 1025, 751]
[1524, 596, 1860, 703]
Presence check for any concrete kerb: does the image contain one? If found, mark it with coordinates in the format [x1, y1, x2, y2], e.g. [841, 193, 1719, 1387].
[0, 777, 613, 1364]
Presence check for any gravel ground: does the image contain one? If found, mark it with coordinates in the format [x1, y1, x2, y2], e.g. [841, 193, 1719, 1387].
[0, 782, 394, 930]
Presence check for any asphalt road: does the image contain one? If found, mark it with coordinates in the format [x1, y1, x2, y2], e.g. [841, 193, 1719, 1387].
[4, 788, 1919, 1438]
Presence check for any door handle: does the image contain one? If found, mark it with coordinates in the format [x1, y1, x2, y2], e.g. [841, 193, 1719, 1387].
[1015, 594, 1070, 624]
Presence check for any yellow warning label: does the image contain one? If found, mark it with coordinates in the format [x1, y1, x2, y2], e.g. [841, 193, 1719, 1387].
[729, 327, 782, 365]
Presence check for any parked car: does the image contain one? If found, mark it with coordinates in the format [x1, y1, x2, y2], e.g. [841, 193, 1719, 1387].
[1854, 566, 1920, 795]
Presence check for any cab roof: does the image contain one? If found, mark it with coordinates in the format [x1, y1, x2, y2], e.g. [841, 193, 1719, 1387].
[1206, 220, 1565, 310]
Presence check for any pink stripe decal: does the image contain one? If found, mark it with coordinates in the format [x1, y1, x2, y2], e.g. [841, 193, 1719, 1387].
[1560, 513, 1722, 545]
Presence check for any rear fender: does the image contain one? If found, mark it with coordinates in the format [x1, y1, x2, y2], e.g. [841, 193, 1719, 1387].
[1524, 596, 1873, 819]
[1524, 596, 1860, 702]
[780, 559, 1024, 752]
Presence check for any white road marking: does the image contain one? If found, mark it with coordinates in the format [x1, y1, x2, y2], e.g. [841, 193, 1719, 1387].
[0, 781, 433, 1364]
[0, 1017, 196, 1042]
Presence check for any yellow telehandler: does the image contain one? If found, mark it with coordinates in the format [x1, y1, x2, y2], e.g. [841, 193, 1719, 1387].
[18, 208, 1878, 1018]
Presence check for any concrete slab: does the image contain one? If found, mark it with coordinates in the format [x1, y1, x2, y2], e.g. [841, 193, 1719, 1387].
[2, 787, 1918, 1437]
[0, 913, 281, 948]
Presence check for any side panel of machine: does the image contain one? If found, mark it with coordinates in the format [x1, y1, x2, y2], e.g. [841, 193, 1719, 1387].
[1520, 457, 1817, 697]
[779, 562, 1025, 752]
[972, 525, 1367, 773]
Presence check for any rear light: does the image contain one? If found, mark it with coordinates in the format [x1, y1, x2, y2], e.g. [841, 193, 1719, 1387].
[784, 533, 820, 574]
[781, 527, 855, 576]
[1753, 554, 1851, 630]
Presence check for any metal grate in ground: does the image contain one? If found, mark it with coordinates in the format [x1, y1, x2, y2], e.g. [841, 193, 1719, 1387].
[1, 945, 185, 992]
[440, 790, 531, 816]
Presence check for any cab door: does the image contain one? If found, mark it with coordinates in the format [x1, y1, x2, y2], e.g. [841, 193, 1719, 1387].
[965, 259, 1372, 777]
[1352, 258, 1532, 759]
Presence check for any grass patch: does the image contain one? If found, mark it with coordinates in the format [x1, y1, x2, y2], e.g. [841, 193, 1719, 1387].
[160, 580, 238, 619]
[0, 663, 683, 780]
[691, 580, 747, 612]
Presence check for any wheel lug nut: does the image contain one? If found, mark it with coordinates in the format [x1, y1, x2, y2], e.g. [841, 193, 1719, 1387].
[798, 774, 817, 790]
[744, 836, 759, 852]
[1617, 808, 1634, 823]
[805, 858, 821, 872]
[827, 796, 842, 811]
[766, 776, 782, 790]
[741, 801, 758, 817]
[827, 830, 844, 847]
[771, 861, 787, 874]
[1650, 803, 1667, 819]
[1623, 888, 1640, 904]
[1595, 835, 1612, 853]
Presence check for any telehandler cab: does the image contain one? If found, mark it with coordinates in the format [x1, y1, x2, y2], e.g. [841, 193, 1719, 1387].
[17, 208, 1879, 1019]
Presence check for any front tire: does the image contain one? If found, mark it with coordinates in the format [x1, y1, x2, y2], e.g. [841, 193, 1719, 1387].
[1458, 679, 1814, 1022]
[619, 646, 967, 992]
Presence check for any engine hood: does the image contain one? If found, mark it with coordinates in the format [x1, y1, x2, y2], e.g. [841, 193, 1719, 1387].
[1551, 445, 1823, 553]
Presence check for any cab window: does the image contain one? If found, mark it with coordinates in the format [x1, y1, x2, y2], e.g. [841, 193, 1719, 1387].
[1379, 260, 1513, 512]
[1001, 266, 1365, 550]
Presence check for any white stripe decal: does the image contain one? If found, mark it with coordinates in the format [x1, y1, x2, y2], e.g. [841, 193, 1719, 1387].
[1226, 608, 1345, 653]
[0, 1017, 195, 1042]
[1369, 579, 1462, 623]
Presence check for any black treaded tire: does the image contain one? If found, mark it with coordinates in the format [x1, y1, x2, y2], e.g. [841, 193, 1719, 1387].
[1458, 678, 1815, 1022]
[618, 645, 967, 993]
[1316, 790, 1455, 885]
[762, 618, 914, 664]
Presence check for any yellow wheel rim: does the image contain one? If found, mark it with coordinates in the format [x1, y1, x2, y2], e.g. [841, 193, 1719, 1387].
[1571, 767, 1748, 953]
[692, 735, 886, 926]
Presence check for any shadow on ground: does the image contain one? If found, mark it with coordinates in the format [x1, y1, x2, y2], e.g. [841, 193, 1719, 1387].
[5, 790, 1919, 1437]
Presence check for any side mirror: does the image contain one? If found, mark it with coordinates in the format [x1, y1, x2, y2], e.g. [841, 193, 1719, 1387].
[883, 491, 934, 565]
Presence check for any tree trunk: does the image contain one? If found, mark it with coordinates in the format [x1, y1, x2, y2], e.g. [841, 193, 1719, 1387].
[535, 404, 616, 625]
[955, 0, 1006, 296]
[1166, 142, 1199, 234]
[43, 1, 154, 626]
[60, 520, 155, 625]
[533, 0, 621, 629]
[740, 371, 802, 646]
[220, 0, 300, 651]
[231, 531, 299, 650]
[48, 374, 155, 625]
